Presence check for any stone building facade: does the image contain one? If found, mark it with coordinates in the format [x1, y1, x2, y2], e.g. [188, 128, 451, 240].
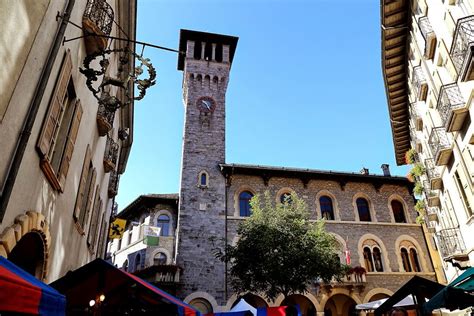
[0, 0, 136, 283]
[381, 0, 474, 283]
[111, 29, 439, 315]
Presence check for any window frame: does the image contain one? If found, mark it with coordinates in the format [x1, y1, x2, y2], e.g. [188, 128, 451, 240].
[319, 196, 335, 220]
[356, 197, 372, 222]
[157, 214, 170, 236]
[238, 191, 254, 217]
[391, 199, 407, 223]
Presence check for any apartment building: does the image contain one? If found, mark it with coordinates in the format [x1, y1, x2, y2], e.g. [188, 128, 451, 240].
[381, 0, 473, 282]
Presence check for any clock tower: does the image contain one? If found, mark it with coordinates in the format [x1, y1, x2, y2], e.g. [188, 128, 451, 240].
[176, 29, 238, 305]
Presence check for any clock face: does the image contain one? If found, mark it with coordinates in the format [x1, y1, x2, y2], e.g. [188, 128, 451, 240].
[196, 96, 216, 113]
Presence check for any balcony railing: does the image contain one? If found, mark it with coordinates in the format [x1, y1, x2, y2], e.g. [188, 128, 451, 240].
[103, 136, 119, 173]
[424, 158, 442, 190]
[437, 227, 468, 260]
[412, 66, 428, 101]
[409, 102, 423, 131]
[96, 103, 115, 136]
[437, 83, 468, 132]
[410, 127, 423, 153]
[423, 180, 440, 207]
[450, 15, 474, 81]
[108, 170, 119, 197]
[419, 16, 437, 59]
[428, 127, 453, 165]
[82, 0, 114, 54]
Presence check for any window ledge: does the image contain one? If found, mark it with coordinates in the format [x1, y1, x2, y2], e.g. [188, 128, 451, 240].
[466, 215, 474, 225]
[40, 159, 63, 192]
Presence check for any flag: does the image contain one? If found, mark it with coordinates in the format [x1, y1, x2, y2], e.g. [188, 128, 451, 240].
[143, 225, 161, 246]
[345, 236, 351, 265]
[109, 218, 126, 239]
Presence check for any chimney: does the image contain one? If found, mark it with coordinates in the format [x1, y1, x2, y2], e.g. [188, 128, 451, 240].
[381, 164, 390, 176]
[360, 168, 369, 175]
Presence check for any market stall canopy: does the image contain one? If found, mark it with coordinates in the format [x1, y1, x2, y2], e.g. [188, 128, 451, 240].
[374, 276, 444, 316]
[356, 295, 414, 310]
[230, 298, 257, 315]
[0, 256, 65, 315]
[50, 258, 199, 316]
[422, 268, 474, 313]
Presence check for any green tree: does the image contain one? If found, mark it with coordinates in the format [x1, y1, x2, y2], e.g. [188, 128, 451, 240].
[218, 191, 348, 301]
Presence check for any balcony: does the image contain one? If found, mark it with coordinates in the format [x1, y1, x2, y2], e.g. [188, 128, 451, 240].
[426, 207, 439, 223]
[319, 269, 367, 294]
[437, 227, 468, 261]
[96, 103, 115, 136]
[424, 158, 443, 190]
[103, 136, 119, 173]
[436, 83, 468, 132]
[412, 66, 428, 101]
[409, 103, 424, 131]
[410, 127, 423, 153]
[82, 0, 114, 55]
[108, 170, 119, 197]
[428, 127, 453, 165]
[419, 16, 437, 59]
[423, 181, 440, 207]
[450, 15, 474, 82]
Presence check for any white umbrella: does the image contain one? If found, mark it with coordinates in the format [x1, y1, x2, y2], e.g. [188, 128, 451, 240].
[356, 295, 415, 310]
[230, 298, 257, 315]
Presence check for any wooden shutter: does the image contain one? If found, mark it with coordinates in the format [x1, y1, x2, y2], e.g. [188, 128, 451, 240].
[58, 100, 83, 189]
[82, 168, 97, 228]
[88, 193, 102, 250]
[74, 146, 91, 220]
[37, 49, 72, 157]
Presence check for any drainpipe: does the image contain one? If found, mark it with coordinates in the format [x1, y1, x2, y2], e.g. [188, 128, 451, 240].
[0, 0, 76, 222]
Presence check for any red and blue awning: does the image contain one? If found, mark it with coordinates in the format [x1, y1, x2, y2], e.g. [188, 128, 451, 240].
[0, 256, 65, 315]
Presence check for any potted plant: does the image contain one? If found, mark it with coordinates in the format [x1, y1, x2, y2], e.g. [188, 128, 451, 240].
[413, 182, 424, 196]
[409, 163, 425, 178]
[405, 149, 417, 164]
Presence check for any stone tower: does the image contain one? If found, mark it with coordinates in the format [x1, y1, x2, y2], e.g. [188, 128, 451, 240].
[176, 30, 238, 304]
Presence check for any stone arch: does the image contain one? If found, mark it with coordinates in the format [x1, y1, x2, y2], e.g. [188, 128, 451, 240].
[328, 233, 347, 264]
[148, 247, 172, 266]
[352, 192, 377, 222]
[153, 209, 174, 236]
[204, 75, 211, 88]
[318, 288, 362, 312]
[225, 293, 271, 311]
[233, 185, 257, 217]
[189, 73, 195, 80]
[275, 187, 295, 204]
[315, 189, 341, 220]
[357, 233, 392, 272]
[184, 292, 218, 313]
[387, 194, 412, 223]
[281, 294, 318, 316]
[198, 170, 210, 188]
[394, 235, 429, 272]
[363, 288, 394, 303]
[0, 211, 51, 281]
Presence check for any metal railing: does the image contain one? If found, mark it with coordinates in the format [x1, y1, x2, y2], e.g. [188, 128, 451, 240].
[437, 227, 467, 259]
[412, 66, 427, 101]
[425, 158, 440, 183]
[97, 102, 115, 136]
[423, 180, 440, 207]
[450, 15, 474, 78]
[436, 83, 465, 128]
[419, 16, 435, 41]
[428, 127, 451, 161]
[83, 0, 114, 36]
[409, 102, 423, 130]
[108, 170, 119, 197]
[104, 136, 119, 172]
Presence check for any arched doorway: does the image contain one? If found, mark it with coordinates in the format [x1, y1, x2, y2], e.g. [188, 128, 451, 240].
[8, 231, 46, 279]
[282, 294, 316, 316]
[189, 297, 213, 314]
[324, 294, 357, 316]
[232, 293, 268, 308]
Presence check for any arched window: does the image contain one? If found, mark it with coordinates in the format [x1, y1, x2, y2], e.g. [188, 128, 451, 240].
[135, 254, 141, 272]
[409, 248, 421, 272]
[363, 247, 374, 272]
[154, 252, 167, 265]
[239, 191, 253, 217]
[373, 247, 384, 272]
[356, 198, 371, 221]
[157, 214, 170, 236]
[320, 196, 335, 220]
[401, 248, 411, 272]
[122, 259, 128, 272]
[280, 192, 292, 204]
[200, 173, 208, 186]
[391, 200, 406, 223]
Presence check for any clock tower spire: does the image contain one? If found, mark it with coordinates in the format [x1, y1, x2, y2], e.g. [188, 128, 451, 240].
[176, 29, 238, 305]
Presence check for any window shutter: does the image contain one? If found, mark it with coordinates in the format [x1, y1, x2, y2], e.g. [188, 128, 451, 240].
[58, 99, 83, 189]
[87, 186, 101, 249]
[82, 168, 97, 228]
[74, 146, 91, 220]
[37, 50, 72, 157]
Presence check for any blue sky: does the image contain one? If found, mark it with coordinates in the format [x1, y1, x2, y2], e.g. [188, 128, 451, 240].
[116, 0, 409, 210]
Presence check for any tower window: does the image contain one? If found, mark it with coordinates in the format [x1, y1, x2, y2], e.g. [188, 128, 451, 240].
[215, 43, 223, 62]
[194, 41, 202, 60]
[319, 196, 335, 220]
[391, 200, 406, 223]
[157, 215, 170, 236]
[356, 198, 371, 221]
[198, 171, 209, 187]
[239, 191, 254, 217]
[204, 42, 212, 61]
